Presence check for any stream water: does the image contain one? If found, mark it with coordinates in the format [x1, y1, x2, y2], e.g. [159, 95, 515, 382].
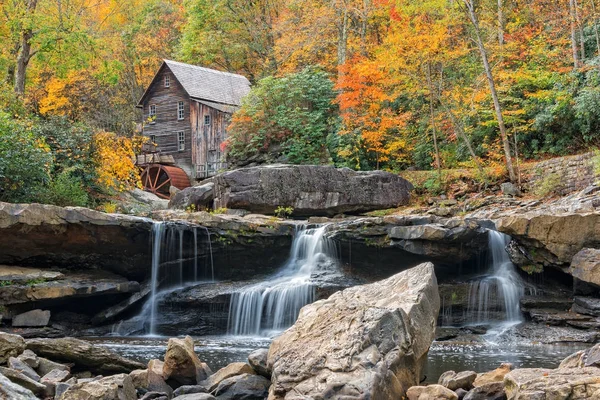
[103, 225, 584, 382]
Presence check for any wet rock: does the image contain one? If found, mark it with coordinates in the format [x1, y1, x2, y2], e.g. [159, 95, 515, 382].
[0, 371, 38, 400]
[213, 373, 270, 400]
[268, 263, 440, 399]
[200, 362, 254, 392]
[18, 349, 39, 369]
[464, 382, 506, 400]
[0, 332, 26, 363]
[407, 385, 458, 400]
[8, 356, 40, 381]
[147, 359, 173, 397]
[573, 297, 600, 316]
[60, 373, 137, 400]
[0, 366, 47, 396]
[504, 367, 600, 399]
[91, 280, 151, 325]
[439, 370, 477, 391]
[163, 336, 212, 386]
[12, 309, 51, 327]
[169, 182, 215, 210]
[473, 364, 513, 387]
[173, 384, 208, 396]
[172, 394, 216, 400]
[26, 337, 144, 375]
[36, 357, 69, 376]
[212, 164, 413, 216]
[140, 392, 170, 400]
[129, 368, 148, 390]
[520, 296, 573, 312]
[247, 348, 270, 378]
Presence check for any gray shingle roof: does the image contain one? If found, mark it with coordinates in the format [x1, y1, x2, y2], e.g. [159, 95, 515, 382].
[164, 60, 250, 106]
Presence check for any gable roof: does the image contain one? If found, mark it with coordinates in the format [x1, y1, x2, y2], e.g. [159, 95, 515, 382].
[137, 60, 251, 108]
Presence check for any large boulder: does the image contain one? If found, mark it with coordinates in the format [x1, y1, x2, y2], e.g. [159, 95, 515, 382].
[163, 336, 212, 386]
[212, 165, 413, 216]
[12, 309, 51, 327]
[0, 332, 26, 363]
[169, 182, 215, 210]
[247, 348, 270, 378]
[0, 372, 38, 400]
[0, 202, 153, 280]
[213, 373, 270, 400]
[504, 367, 600, 399]
[570, 248, 600, 288]
[496, 212, 600, 271]
[267, 262, 439, 399]
[59, 373, 137, 400]
[26, 337, 144, 375]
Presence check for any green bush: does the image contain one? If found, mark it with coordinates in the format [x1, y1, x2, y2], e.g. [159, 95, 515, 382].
[225, 67, 339, 165]
[39, 169, 89, 207]
[0, 112, 53, 203]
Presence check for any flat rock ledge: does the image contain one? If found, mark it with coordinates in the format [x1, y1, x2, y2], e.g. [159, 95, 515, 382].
[267, 262, 440, 400]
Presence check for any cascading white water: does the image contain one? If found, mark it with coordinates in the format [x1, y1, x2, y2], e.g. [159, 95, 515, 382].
[114, 222, 215, 336]
[227, 225, 337, 336]
[467, 230, 525, 324]
[148, 222, 166, 335]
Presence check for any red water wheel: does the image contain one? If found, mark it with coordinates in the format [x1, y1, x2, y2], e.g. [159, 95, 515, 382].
[141, 164, 191, 199]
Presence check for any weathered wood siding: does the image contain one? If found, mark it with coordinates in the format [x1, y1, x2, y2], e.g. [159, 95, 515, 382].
[141, 65, 194, 176]
[193, 101, 230, 178]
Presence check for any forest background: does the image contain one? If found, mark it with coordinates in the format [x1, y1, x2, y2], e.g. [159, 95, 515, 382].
[1, 0, 598, 207]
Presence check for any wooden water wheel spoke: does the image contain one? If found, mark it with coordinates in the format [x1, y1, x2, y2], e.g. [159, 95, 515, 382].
[154, 178, 171, 191]
[141, 164, 191, 199]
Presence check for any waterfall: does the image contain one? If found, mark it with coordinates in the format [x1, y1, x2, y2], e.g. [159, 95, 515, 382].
[227, 225, 337, 336]
[148, 222, 165, 335]
[467, 230, 525, 324]
[113, 221, 215, 336]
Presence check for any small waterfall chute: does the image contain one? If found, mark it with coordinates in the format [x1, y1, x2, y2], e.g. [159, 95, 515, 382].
[466, 230, 525, 325]
[113, 221, 215, 336]
[227, 225, 338, 336]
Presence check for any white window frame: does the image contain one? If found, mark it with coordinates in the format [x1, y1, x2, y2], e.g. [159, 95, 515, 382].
[164, 75, 170, 88]
[178, 131, 185, 151]
[149, 104, 156, 123]
[178, 101, 185, 120]
[204, 115, 211, 125]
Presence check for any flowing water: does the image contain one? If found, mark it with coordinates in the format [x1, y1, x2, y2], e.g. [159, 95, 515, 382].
[228, 225, 338, 336]
[465, 230, 525, 328]
[113, 221, 214, 336]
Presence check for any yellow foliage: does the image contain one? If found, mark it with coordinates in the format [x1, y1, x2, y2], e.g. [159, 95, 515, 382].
[93, 132, 146, 192]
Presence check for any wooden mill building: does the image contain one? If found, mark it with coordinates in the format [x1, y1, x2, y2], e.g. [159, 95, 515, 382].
[137, 60, 251, 180]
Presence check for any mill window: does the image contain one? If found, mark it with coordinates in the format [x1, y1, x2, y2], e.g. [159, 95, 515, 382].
[178, 131, 185, 151]
[178, 101, 185, 120]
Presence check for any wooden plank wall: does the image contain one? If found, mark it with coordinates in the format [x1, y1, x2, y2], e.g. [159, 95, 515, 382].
[193, 102, 229, 178]
[141, 65, 194, 177]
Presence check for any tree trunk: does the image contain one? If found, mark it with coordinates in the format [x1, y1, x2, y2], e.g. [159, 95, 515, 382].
[591, 0, 600, 56]
[337, 6, 348, 66]
[426, 63, 442, 180]
[14, 0, 38, 96]
[497, 0, 505, 46]
[463, 0, 516, 182]
[571, 0, 581, 68]
[575, 0, 586, 60]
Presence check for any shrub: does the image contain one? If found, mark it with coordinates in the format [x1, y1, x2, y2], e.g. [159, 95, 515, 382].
[274, 206, 294, 218]
[39, 169, 89, 207]
[0, 112, 53, 203]
[225, 67, 339, 165]
[532, 172, 562, 197]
